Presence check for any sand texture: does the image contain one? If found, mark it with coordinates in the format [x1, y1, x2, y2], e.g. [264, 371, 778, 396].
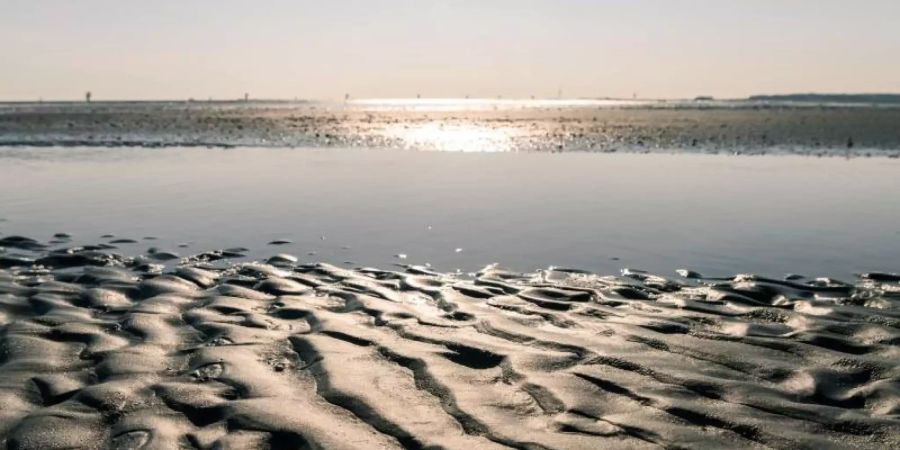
[0, 236, 898, 449]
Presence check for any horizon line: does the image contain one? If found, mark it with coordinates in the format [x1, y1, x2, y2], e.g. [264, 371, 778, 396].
[2, 93, 900, 105]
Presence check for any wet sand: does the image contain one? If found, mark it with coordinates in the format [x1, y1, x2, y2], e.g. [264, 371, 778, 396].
[2, 101, 900, 154]
[0, 238, 898, 449]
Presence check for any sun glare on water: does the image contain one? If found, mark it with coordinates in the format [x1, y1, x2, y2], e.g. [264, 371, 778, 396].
[389, 122, 515, 152]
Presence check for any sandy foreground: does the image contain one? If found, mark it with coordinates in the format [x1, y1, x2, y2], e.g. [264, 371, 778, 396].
[0, 234, 898, 449]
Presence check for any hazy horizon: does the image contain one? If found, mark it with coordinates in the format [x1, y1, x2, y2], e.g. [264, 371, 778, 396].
[2, 0, 899, 101]
[5, 94, 900, 104]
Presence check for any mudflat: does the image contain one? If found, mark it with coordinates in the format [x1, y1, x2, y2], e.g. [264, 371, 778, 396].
[2, 101, 899, 154]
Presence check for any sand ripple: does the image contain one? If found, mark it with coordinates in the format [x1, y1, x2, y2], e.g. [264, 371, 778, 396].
[0, 238, 898, 449]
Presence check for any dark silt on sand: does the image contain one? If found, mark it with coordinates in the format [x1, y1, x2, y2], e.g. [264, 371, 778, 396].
[2, 100, 900, 155]
[1, 103, 899, 449]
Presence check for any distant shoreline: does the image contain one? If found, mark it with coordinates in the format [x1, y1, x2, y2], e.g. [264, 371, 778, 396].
[2, 93, 900, 105]
[748, 93, 900, 104]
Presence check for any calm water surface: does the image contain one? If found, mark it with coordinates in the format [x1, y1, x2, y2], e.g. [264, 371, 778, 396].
[1, 147, 898, 279]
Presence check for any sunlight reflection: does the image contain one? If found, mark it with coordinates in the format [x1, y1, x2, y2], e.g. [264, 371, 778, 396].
[388, 122, 515, 152]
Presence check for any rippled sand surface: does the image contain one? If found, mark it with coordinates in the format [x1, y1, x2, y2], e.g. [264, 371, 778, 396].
[0, 236, 898, 449]
[2, 101, 900, 155]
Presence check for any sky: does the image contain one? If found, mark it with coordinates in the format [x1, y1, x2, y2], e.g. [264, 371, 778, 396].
[2, 0, 899, 101]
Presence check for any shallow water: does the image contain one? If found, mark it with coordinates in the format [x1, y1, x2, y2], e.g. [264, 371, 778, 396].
[1, 146, 898, 279]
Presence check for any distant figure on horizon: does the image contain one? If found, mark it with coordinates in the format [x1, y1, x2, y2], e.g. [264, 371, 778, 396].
[244, 93, 249, 102]
[344, 93, 350, 102]
[85, 91, 92, 103]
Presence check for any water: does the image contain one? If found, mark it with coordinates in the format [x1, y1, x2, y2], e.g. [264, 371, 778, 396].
[1, 146, 898, 279]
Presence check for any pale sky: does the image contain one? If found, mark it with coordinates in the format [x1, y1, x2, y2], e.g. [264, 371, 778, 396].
[2, 0, 899, 101]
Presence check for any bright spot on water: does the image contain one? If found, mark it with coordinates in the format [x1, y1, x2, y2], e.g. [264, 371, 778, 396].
[388, 122, 515, 152]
